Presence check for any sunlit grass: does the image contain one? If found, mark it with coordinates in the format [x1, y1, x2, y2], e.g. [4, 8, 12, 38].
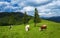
[0, 19, 60, 38]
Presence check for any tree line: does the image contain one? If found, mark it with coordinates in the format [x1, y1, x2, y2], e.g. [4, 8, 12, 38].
[0, 8, 41, 26]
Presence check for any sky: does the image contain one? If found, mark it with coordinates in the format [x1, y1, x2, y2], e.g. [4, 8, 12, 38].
[0, 0, 60, 17]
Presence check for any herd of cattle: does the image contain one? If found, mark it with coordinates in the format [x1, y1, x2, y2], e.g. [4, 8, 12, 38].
[9, 24, 47, 31]
[25, 24, 47, 32]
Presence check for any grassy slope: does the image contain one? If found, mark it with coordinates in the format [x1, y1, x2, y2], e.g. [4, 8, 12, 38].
[0, 19, 60, 38]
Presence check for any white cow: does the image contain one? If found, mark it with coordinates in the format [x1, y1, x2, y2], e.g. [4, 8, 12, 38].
[25, 25, 30, 32]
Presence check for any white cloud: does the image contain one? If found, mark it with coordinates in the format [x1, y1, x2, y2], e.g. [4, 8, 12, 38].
[35, 0, 60, 17]
[0, 1, 21, 12]
[21, 6, 35, 12]
[20, 1, 25, 6]
[39, 12, 54, 17]
[0, 2, 10, 5]
[0, 2, 10, 11]
[0, 0, 60, 17]
[25, 0, 52, 4]
[11, 0, 23, 4]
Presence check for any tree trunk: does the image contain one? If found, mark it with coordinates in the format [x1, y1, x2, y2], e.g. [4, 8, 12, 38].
[34, 23, 36, 27]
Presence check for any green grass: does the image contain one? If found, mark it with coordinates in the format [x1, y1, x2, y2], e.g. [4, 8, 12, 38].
[0, 20, 60, 38]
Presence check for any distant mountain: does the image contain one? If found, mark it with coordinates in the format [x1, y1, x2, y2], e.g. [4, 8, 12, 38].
[0, 12, 24, 18]
[42, 16, 60, 23]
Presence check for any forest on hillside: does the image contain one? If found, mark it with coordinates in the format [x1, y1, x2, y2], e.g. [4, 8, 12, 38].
[0, 8, 41, 26]
[0, 12, 32, 26]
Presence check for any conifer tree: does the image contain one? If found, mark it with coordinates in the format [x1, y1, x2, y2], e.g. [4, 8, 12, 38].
[23, 11, 28, 25]
[34, 8, 41, 27]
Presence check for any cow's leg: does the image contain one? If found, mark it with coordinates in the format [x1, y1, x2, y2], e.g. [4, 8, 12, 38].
[28, 28, 29, 31]
[41, 28, 43, 31]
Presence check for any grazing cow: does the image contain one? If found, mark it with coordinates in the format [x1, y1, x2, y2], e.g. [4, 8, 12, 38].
[9, 25, 12, 30]
[25, 25, 30, 32]
[39, 24, 47, 31]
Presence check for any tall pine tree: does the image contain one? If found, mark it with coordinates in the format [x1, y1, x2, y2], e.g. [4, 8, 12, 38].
[23, 11, 28, 25]
[34, 8, 41, 27]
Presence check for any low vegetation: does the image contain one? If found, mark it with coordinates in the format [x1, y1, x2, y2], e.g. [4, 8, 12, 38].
[0, 19, 60, 38]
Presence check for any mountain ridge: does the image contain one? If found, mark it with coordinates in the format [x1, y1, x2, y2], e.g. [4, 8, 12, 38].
[41, 16, 60, 23]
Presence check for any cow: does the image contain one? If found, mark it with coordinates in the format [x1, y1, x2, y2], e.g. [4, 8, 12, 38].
[25, 25, 30, 32]
[39, 24, 47, 31]
[9, 25, 12, 30]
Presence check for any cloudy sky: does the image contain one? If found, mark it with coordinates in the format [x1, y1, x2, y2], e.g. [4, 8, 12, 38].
[0, 0, 60, 17]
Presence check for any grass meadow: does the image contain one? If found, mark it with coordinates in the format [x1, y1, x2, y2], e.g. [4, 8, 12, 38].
[0, 20, 60, 38]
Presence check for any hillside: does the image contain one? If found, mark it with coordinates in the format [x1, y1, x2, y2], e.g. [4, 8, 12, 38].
[47, 16, 60, 23]
[0, 12, 32, 25]
[0, 19, 60, 38]
[42, 16, 60, 23]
